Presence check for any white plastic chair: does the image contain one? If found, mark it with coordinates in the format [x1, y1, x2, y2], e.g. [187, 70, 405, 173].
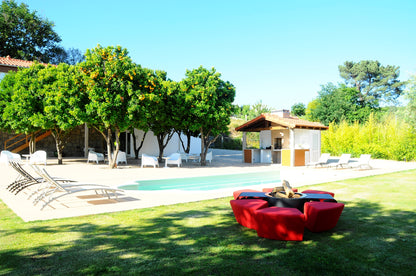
[165, 153, 182, 167]
[199, 151, 213, 164]
[116, 151, 127, 165]
[141, 154, 159, 168]
[87, 151, 105, 164]
[29, 150, 47, 166]
[0, 150, 21, 164]
[180, 153, 188, 162]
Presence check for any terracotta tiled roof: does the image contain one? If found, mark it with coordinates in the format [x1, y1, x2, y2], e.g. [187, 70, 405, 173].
[265, 113, 328, 129]
[235, 113, 328, 131]
[0, 56, 34, 68]
[0, 55, 50, 68]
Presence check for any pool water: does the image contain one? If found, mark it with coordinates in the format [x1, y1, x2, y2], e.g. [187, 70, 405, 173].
[119, 171, 281, 191]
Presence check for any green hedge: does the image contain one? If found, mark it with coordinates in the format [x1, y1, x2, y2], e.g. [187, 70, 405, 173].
[322, 114, 416, 161]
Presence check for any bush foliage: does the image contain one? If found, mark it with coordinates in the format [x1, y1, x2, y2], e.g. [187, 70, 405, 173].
[322, 113, 416, 161]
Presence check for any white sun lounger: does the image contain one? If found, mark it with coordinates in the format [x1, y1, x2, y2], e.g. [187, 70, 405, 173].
[328, 154, 351, 169]
[350, 154, 372, 169]
[33, 167, 123, 210]
[306, 153, 331, 167]
[7, 161, 75, 195]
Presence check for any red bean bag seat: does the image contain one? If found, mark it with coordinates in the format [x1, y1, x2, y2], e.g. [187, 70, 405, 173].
[262, 188, 298, 193]
[230, 199, 269, 230]
[233, 189, 261, 200]
[254, 207, 305, 241]
[301, 189, 335, 197]
[304, 202, 345, 232]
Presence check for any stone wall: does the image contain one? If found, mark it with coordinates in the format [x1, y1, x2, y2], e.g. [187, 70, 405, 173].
[0, 125, 106, 157]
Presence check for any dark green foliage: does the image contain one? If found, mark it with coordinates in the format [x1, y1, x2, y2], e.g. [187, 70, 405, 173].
[0, 0, 63, 63]
[79, 45, 140, 168]
[339, 60, 406, 106]
[180, 66, 236, 165]
[307, 83, 373, 125]
[1, 63, 46, 135]
[291, 102, 306, 117]
[401, 75, 416, 130]
[50, 47, 85, 65]
[212, 136, 242, 150]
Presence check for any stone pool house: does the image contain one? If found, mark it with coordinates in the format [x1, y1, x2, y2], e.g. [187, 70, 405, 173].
[236, 110, 328, 166]
[0, 56, 201, 158]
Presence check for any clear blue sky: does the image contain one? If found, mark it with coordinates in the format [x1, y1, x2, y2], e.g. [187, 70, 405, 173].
[21, 0, 416, 109]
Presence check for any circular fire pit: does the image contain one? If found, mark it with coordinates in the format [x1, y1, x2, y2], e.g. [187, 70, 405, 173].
[265, 192, 308, 211]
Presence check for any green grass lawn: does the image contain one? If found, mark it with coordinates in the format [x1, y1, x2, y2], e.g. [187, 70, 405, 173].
[1, 170, 415, 275]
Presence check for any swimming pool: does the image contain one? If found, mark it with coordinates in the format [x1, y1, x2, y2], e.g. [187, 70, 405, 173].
[118, 171, 281, 191]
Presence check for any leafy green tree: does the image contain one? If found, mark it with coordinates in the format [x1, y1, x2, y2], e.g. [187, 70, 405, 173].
[291, 103, 305, 117]
[127, 67, 157, 158]
[234, 101, 272, 120]
[307, 83, 372, 125]
[402, 74, 416, 130]
[0, 0, 63, 63]
[339, 60, 406, 106]
[50, 47, 85, 65]
[127, 68, 177, 160]
[79, 45, 137, 168]
[180, 66, 235, 165]
[0, 70, 16, 130]
[173, 80, 199, 154]
[1, 63, 46, 153]
[136, 71, 178, 161]
[305, 99, 318, 120]
[34, 64, 85, 164]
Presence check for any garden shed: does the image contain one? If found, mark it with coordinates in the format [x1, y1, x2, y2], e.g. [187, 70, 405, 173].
[235, 110, 328, 166]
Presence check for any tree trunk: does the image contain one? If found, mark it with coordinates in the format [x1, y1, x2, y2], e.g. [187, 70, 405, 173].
[51, 130, 64, 165]
[200, 128, 220, 166]
[110, 128, 120, 169]
[94, 127, 118, 169]
[200, 128, 206, 166]
[177, 130, 192, 154]
[156, 131, 175, 162]
[29, 133, 36, 154]
[105, 128, 113, 168]
[132, 130, 147, 159]
[107, 128, 121, 169]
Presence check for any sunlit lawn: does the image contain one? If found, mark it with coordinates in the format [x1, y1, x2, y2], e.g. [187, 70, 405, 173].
[1, 170, 415, 275]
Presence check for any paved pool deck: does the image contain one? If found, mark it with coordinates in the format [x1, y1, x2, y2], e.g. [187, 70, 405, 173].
[1, 149, 415, 222]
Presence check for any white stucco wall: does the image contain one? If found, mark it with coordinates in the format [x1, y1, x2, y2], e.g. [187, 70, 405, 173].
[294, 129, 321, 162]
[131, 129, 201, 157]
[259, 130, 272, 149]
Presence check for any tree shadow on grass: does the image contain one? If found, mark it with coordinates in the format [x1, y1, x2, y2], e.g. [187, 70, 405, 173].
[0, 199, 415, 275]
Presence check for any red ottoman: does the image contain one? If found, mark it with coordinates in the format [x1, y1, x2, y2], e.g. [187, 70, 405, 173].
[262, 188, 298, 193]
[230, 199, 269, 230]
[233, 189, 261, 200]
[304, 202, 345, 232]
[254, 207, 305, 241]
[301, 189, 335, 197]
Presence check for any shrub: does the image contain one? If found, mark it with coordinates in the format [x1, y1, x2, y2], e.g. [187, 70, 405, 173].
[322, 113, 416, 161]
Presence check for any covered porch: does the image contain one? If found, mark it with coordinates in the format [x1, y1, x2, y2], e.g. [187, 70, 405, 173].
[235, 110, 328, 167]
